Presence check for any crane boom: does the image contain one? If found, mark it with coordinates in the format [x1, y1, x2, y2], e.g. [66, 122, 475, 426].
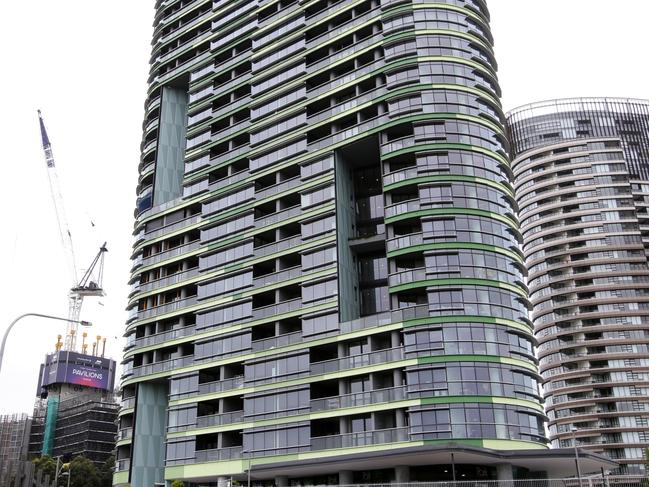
[38, 110, 78, 286]
[38, 111, 108, 351]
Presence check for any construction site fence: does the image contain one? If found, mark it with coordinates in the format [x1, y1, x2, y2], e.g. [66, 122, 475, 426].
[323, 479, 649, 487]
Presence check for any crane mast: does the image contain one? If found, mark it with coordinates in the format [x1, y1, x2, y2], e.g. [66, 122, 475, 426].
[38, 111, 107, 351]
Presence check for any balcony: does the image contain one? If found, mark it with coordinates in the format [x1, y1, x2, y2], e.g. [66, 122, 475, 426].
[253, 265, 301, 289]
[251, 330, 302, 352]
[116, 458, 131, 471]
[311, 426, 409, 450]
[142, 240, 200, 267]
[196, 410, 244, 429]
[144, 214, 201, 240]
[132, 355, 194, 377]
[386, 232, 423, 253]
[310, 347, 405, 375]
[117, 427, 133, 441]
[133, 325, 196, 348]
[254, 205, 302, 229]
[137, 295, 198, 320]
[194, 445, 242, 463]
[252, 298, 302, 320]
[140, 267, 200, 293]
[121, 397, 136, 409]
[311, 386, 407, 412]
[198, 375, 244, 395]
[253, 235, 302, 259]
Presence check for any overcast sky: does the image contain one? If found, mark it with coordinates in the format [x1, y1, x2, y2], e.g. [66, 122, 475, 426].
[0, 1, 647, 414]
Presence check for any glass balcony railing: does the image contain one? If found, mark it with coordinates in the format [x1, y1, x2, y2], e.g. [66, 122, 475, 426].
[310, 386, 407, 412]
[310, 347, 404, 375]
[311, 426, 409, 450]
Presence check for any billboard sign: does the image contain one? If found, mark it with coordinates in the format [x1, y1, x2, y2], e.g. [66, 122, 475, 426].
[65, 363, 109, 389]
[37, 351, 116, 394]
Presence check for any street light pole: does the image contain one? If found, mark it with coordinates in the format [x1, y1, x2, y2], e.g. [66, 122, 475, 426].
[54, 456, 61, 485]
[0, 313, 91, 375]
[571, 426, 583, 487]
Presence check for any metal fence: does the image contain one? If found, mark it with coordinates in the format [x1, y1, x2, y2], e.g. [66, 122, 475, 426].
[329, 479, 648, 487]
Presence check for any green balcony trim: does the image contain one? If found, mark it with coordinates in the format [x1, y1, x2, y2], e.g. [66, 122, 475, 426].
[126, 314, 401, 366]
[135, 193, 203, 227]
[417, 354, 538, 374]
[249, 52, 496, 117]
[251, 20, 493, 102]
[113, 471, 129, 485]
[167, 398, 421, 439]
[126, 294, 337, 337]
[202, 174, 333, 227]
[167, 391, 541, 439]
[116, 438, 132, 448]
[382, 140, 508, 165]
[132, 198, 334, 258]
[401, 314, 532, 334]
[384, 3, 487, 25]
[419, 395, 544, 413]
[162, 438, 542, 481]
[126, 265, 337, 330]
[164, 440, 426, 479]
[387, 241, 523, 263]
[384, 205, 517, 227]
[384, 174, 514, 198]
[246, 96, 504, 158]
[124, 352, 418, 390]
[389, 277, 527, 298]
[184, 84, 502, 185]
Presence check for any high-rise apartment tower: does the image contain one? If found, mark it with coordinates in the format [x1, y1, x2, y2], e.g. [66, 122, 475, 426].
[117, 1, 548, 485]
[508, 97, 649, 473]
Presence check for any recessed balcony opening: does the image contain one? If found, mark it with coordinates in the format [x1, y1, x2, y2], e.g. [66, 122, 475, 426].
[310, 343, 338, 363]
[221, 430, 243, 447]
[385, 123, 414, 142]
[255, 200, 276, 220]
[196, 433, 219, 451]
[223, 362, 244, 379]
[278, 317, 301, 335]
[311, 418, 340, 437]
[278, 222, 301, 239]
[278, 253, 300, 270]
[199, 367, 219, 384]
[392, 220, 422, 236]
[222, 395, 243, 413]
[197, 399, 219, 417]
[278, 284, 300, 301]
[252, 290, 275, 309]
[254, 229, 276, 248]
[251, 323, 275, 341]
[253, 260, 276, 278]
[310, 379, 339, 399]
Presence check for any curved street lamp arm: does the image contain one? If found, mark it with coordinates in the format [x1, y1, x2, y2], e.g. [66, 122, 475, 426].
[0, 313, 89, 376]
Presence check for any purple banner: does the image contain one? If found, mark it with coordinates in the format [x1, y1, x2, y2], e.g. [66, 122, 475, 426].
[65, 364, 109, 389]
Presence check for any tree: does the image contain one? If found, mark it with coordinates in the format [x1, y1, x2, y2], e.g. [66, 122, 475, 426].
[67, 456, 100, 487]
[32, 456, 58, 483]
[98, 455, 115, 487]
[171, 480, 185, 487]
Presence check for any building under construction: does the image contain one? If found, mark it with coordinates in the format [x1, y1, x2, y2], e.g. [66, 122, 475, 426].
[0, 413, 31, 479]
[28, 382, 119, 464]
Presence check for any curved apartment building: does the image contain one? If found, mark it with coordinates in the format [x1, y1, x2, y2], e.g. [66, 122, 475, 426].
[508, 98, 649, 473]
[116, 1, 546, 485]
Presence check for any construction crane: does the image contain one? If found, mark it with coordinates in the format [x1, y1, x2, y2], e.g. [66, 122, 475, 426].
[38, 110, 108, 352]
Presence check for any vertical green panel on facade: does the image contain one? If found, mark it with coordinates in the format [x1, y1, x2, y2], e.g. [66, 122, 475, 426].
[335, 151, 360, 322]
[153, 86, 188, 206]
[131, 382, 168, 487]
[41, 396, 59, 456]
